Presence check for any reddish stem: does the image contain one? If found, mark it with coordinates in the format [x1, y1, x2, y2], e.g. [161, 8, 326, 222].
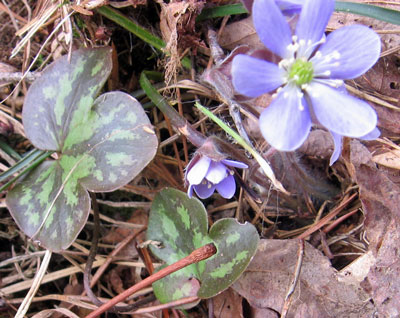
[85, 243, 217, 318]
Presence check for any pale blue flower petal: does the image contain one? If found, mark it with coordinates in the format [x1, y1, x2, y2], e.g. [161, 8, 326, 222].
[216, 175, 236, 199]
[232, 54, 285, 97]
[206, 162, 228, 184]
[193, 182, 216, 199]
[259, 85, 312, 151]
[221, 159, 249, 169]
[186, 156, 211, 185]
[253, 0, 292, 58]
[330, 131, 342, 165]
[312, 25, 381, 79]
[295, 0, 334, 47]
[187, 184, 194, 198]
[275, 0, 302, 14]
[360, 127, 380, 140]
[308, 82, 377, 137]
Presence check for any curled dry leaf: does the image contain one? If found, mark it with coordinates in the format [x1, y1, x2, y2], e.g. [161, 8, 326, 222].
[349, 140, 400, 316]
[372, 149, 400, 170]
[233, 239, 374, 318]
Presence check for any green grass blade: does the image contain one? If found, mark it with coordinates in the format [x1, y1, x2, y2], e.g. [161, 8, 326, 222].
[196, 3, 248, 22]
[335, 1, 400, 25]
[139, 72, 205, 147]
[96, 6, 191, 69]
[0, 150, 52, 191]
[194, 101, 287, 194]
[0, 140, 22, 161]
[196, 1, 400, 25]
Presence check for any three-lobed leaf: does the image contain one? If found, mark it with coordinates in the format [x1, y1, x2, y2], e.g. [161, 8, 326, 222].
[146, 188, 259, 305]
[6, 48, 158, 252]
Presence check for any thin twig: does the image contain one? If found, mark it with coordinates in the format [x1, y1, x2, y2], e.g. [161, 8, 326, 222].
[280, 239, 304, 318]
[15, 249, 52, 318]
[84, 192, 150, 313]
[296, 193, 357, 240]
[85, 243, 217, 318]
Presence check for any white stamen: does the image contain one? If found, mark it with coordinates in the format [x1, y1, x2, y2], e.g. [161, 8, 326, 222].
[332, 50, 341, 59]
[299, 39, 306, 46]
[315, 51, 322, 58]
[287, 43, 299, 52]
[283, 92, 289, 98]
[292, 35, 298, 42]
[229, 170, 234, 175]
[301, 84, 308, 90]
[297, 91, 304, 98]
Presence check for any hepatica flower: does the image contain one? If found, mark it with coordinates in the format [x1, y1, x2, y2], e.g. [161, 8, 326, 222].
[275, 0, 302, 14]
[186, 155, 248, 199]
[242, 0, 302, 15]
[232, 0, 381, 164]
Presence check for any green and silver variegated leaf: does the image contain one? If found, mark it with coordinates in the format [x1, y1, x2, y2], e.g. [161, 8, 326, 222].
[6, 48, 158, 252]
[147, 188, 259, 305]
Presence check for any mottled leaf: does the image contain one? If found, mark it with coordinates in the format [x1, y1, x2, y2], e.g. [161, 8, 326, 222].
[6, 48, 158, 252]
[146, 188, 259, 305]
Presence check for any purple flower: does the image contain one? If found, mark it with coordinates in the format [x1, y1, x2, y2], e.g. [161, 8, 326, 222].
[185, 155, 248, 199]
[242, 0, 302, 15]
[275, 0, 302, 14]
[232, 0, 381, 164]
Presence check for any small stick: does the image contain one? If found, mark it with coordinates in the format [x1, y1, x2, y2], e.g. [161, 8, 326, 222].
[15, 249, 52, 318]
[84, 193, 148, 312]
[297, 193, 357, 240]
[85, 243, 217, 318]
[128, 296, 199, 315]
[280, 239, 304, 318]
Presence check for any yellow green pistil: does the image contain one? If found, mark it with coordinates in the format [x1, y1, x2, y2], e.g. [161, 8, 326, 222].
[288, 59, 314, 86]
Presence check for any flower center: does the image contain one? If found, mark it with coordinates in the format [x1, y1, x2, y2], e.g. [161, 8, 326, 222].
[288, 59, 314, 86]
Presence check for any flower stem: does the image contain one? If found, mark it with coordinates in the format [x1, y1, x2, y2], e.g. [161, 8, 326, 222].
[140, 72, 206, 148]
[194, 101, 288, 194]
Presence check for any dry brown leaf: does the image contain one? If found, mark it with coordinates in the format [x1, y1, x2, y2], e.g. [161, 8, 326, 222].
[159, 0, 204, 84]
[219, 17, 263, 51]
[108, 267, 125, 294]
[372, 149, 400, 169]
[213, 288, 243, 318]
[349, 140, 400, 316]
[233, 239, 374, 318]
